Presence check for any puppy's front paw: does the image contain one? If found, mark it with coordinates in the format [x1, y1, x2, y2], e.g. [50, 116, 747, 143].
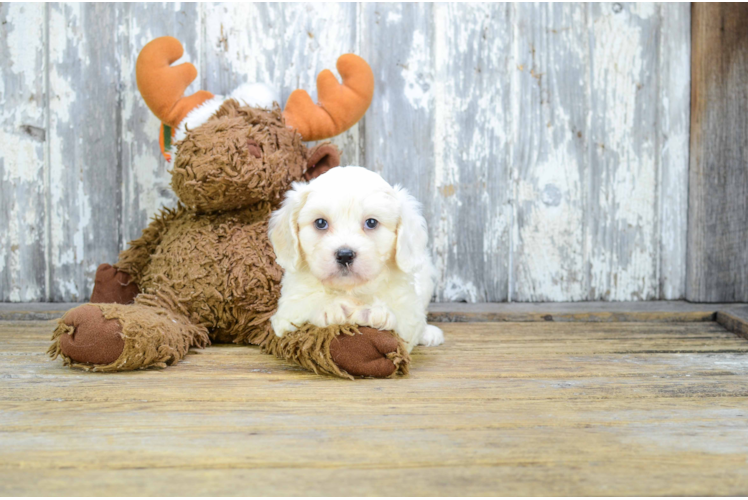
[419, 324, 444, 346]
[271, 316, 297, 337]
[311, 300, 355, 327]
[353, 304, 397, 331]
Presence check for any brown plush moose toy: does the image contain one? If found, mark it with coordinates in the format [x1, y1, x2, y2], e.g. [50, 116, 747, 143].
[48, 37, 410, 379]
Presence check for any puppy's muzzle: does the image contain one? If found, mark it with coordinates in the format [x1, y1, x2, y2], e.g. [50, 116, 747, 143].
[335, 247, 356, 266]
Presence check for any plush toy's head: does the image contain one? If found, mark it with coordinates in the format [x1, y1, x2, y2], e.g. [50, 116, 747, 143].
[136, 37, 374, 213]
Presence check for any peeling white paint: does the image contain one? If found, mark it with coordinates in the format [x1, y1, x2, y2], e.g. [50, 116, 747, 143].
[401, 30, 432, 111]
[442, 276, 479, 303]
[587, 2, 661, 300]
[205, 3, 279, 95]
[0, 131, 42, 183]
[510, 4, 590, 301]
[276, 3, 360, 163]
[130, 149, 174, 218]
[386, 11, 402, 25]
[657, 3, 690, 300]
[0, 3, 47, 301]
[5, 4, 44, 96]
[48, 50, 77, 123]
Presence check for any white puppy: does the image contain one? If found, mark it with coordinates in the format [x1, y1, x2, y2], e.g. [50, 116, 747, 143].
[268, 166, 444, 351]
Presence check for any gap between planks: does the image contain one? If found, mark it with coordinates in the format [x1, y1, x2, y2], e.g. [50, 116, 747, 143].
[0, 300, 745, 321]
[2, 301, 748, 342]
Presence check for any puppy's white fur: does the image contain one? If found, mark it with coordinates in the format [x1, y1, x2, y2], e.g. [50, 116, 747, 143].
[269, 166, 443, 351]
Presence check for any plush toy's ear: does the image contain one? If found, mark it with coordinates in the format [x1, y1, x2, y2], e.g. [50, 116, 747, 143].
[283, 54, 374, 141]
[269, 183, 311, 272]
[136, 37, 214, 128]
[304, 144, 341, 181]
[395, 186, 428, 273]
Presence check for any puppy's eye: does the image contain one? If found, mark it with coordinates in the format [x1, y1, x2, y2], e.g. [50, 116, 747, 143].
[364, 218, 378, 229]
[314, 218, 328, 230]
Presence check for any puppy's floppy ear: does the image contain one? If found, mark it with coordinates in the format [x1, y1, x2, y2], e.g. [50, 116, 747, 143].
[269, 182, 311, 271]
[304, 143, 340, 181]
[394, 186, 428, 273]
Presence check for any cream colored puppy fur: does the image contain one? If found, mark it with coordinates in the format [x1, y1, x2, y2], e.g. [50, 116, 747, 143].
[269, 166, 444, 351]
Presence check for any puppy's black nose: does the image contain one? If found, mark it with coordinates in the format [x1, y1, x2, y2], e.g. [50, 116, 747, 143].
[335, 248, 356, 266]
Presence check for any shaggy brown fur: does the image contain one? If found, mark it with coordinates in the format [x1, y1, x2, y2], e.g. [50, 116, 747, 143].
[121, 201, 282, 345]
[49, 308, 410, 378]
[49, 302, 208, 372]
[263, 325, 410, 380]
[48, 100, 410, 378]
[172, 103, 306, 213]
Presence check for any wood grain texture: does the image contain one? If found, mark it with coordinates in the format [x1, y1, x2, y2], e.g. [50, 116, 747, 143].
[47, 3, 121, 301]
[0, 3, 693, 303]
[119, 4, 199, 247]
[0, 3, 47, 301]
[587, 3, 660, 301]
[716, 306, 748, 341]
[281, 3, 361, 165]
[202, 3, 282, 96]
[2, 319, 748, 495]
[511, 3, 588, 301]
[360, 3, 438, 295]
[687, 3, 748, 302]
[431, 3, 511, 302]
[3, 300, 740, 323]
[657, 3, 691, 299]
[427, 300, 730, 323]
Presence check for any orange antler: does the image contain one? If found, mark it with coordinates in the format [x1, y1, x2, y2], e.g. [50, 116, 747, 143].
[136, 37, 214, 128]
[283, 54, 374, 141]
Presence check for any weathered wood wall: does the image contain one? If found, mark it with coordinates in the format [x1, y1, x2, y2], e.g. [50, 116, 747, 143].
[0, 3, 691, 302]
[687, 3, 748, 303]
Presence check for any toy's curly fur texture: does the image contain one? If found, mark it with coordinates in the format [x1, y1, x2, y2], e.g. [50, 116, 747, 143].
[49, 314, 410, 378]
[263, 325, 410, 379]
[172, 103, 306, 213]
[49, 100, 410, 378]
[49, 303, 209, 372]
[122, 202, 282, 345]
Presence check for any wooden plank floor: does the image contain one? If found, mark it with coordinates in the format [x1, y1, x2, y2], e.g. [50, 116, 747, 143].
[2, 319, 748, 495]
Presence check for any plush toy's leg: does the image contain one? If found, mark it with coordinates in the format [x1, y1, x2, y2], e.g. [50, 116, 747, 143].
[89, 264, 140, 304]
[329, 327, 410, 377]
[114, 206, 184, 284]
[48, 302, 209, 372]
[262, 325, 410, 379]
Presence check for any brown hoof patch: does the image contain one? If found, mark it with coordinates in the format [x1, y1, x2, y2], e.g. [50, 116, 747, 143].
[89, 263, 139, 304]
[59, 305, 125, 365]
[329, 327, 399, 378]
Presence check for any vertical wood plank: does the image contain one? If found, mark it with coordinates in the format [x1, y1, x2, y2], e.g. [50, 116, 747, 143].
[687, 3, 748, 302]
[586, 3, 660, 301]
[431, 3, 511, 302]
[203, 3, 361, 165]
[202, 3, 284, 95]
[280, 3, 360, 165]
[119, 3, 200, 246]
[47, 3, 121, 301]
[657, 3, 690, 299]
[360, 4, 440, 296]
[0, 3, 47, 301]
[511, 3, 589, 301]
